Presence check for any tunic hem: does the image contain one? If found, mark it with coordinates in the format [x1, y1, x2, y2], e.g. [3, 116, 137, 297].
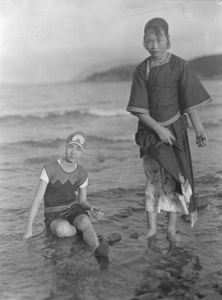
[127, 106, 149, 114]
[183, 97, 213, 114]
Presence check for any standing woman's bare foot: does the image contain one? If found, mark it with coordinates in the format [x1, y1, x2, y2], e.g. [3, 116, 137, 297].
[144, 229, 157, 239]
[139, 229, 156, 241]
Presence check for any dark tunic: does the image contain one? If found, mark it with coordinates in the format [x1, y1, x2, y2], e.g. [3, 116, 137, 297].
[127, 53, 212, 125]
[127, 52, 212, 225]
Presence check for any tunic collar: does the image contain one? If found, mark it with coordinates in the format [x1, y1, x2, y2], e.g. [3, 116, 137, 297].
[144, 52, 172, 80]
[148, 52, 171, 68]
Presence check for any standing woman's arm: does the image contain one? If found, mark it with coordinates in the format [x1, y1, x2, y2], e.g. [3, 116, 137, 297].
[188, 110, 207, 147]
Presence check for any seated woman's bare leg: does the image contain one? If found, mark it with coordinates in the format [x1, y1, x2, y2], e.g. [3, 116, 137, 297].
[73, 214, 98, 249]
[50, 219, 76, 237]
[73, 214, 109, 256]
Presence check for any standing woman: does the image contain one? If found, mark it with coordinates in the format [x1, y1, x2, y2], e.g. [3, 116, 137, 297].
[126, 18, 212, 242]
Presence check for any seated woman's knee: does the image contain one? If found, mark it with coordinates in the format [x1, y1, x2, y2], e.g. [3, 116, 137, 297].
[74, 215, 91, 230]
[51, 220, 76, 237]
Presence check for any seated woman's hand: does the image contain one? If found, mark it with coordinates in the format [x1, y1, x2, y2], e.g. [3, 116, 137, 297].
[90, 207, 104, 219]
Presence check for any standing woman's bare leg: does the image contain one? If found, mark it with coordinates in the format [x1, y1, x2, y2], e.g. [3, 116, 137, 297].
[145, 211, 157, 238]
[166, 211, 177, 242]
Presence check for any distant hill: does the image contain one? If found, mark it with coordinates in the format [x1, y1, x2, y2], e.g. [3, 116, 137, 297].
[84, 65, 135, 82]
[189, 55, 222, 80]
[84, 54, 222, 82]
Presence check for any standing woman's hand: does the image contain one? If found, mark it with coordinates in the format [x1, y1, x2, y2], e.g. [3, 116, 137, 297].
[156, 125, 176, 146]
[188, 111, 208, 148]
[196, 129, 208, 147]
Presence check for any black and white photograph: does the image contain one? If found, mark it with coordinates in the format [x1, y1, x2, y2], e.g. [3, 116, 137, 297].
[0, 1, 222, 299]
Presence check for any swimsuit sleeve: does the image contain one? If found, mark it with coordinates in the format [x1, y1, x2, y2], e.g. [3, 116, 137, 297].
[40, 167, 49, 183]
[178, 61, 212, 114]
[79, 178, 88, 188]
[78, 165, 88, 188]
[126, 65, 149, 114]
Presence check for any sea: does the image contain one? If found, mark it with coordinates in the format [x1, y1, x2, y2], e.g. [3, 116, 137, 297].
[0, 80, 222, 300]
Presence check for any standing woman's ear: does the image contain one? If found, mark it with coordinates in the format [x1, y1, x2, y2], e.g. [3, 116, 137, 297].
[143, 35, 148, 50]
[167, 35, 171, 49]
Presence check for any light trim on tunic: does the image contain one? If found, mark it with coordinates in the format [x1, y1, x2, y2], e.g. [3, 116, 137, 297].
[127, 108, 181, 126]
[158, 111, 181, 126]
[127, 106, 149, 114]
[183, 97, 213, 114]
[128, 52, 212, 127]
[148, 52, 172, 68]
[145, 52, 171, 80]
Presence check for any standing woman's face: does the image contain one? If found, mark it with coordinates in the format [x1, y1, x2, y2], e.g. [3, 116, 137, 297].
[144, 29, 169, 59]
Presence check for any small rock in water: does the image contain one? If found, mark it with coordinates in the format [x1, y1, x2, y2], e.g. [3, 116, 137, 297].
[105, 233, 122, 245]
[196, 198, 209, 210]
[121, 225, 129, 230]
[181, 214, 190, 223]
[129, 232, 139, 239]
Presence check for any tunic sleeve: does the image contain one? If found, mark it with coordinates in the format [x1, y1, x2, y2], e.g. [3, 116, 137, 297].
[179, 62, 212, 114]
[126, 65, 149, 114]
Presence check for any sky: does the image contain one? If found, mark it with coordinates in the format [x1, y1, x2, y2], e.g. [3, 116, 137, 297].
[0, 0, 222, 84]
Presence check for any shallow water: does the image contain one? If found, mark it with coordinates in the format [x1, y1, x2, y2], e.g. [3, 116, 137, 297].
[0, 80, 222, 299]
[1, 184, 222, 300]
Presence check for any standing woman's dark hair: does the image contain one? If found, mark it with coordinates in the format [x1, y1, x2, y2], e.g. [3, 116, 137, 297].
[143, 17, 171, 49]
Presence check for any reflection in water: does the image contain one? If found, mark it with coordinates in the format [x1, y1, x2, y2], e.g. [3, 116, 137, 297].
[133, 242, 202, 300]
[42, 232, 100, 299]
